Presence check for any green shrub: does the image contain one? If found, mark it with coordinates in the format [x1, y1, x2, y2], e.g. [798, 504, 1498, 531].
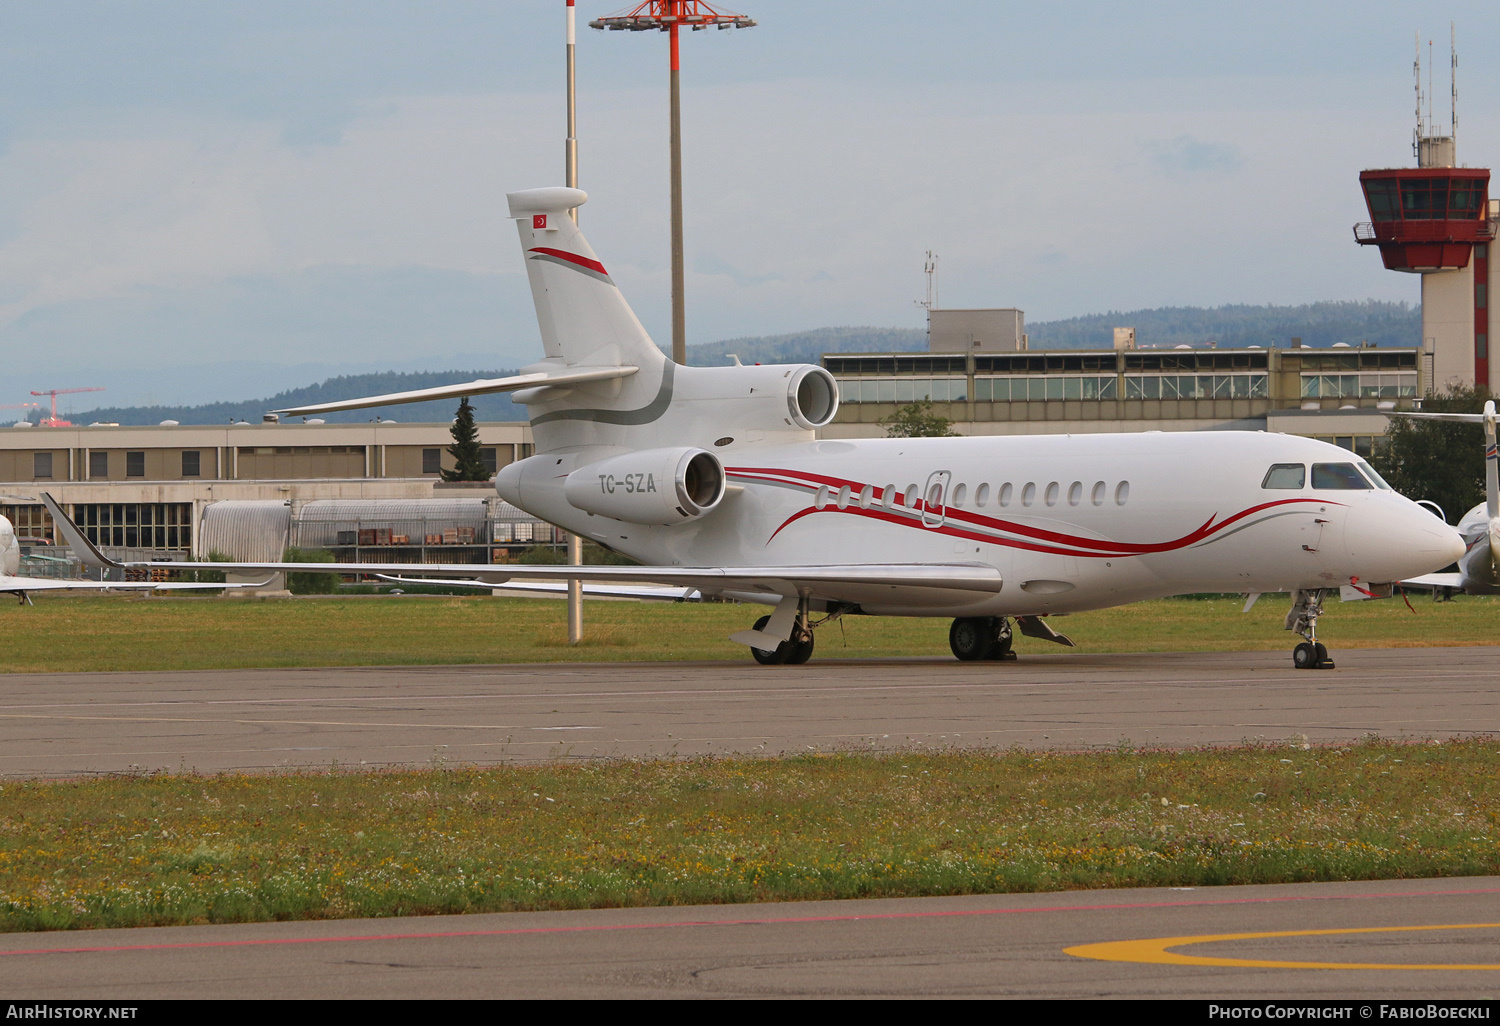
[283, 547, 340, 595]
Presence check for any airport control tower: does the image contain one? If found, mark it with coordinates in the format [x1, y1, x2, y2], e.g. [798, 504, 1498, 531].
[1355, 35, 1499, 393]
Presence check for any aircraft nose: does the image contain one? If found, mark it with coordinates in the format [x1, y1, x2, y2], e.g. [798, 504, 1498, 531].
[1345, 497, 1465, 581]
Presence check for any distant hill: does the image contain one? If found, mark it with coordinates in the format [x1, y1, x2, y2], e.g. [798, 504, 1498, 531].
[686, 301, 1421, 367]
[687, 326, 926, 366]
[51, 301, 1423, 426]
[1026, 300, 1420, 350]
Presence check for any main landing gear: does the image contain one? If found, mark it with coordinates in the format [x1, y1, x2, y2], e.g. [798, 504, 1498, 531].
[949, 617, 1015, 661]
[1285, 588, 1335, 670]
[748, 613, 815, 665]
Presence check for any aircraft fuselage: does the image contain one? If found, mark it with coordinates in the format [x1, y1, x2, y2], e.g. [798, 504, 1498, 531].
[500, 428, 1457, 617]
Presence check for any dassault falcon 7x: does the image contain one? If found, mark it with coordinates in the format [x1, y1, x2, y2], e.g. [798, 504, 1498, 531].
[1391, 399, 1500, 596]
[41, 187, 1465, 669]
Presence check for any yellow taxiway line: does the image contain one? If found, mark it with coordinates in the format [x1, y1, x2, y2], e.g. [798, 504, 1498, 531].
[1066, 923, 1500, 970]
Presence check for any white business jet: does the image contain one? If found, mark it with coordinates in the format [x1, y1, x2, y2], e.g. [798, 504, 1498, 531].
[40, 187, 1465, 669]
[0, 506, 255, 602]
[1389, 400, 1500, 596]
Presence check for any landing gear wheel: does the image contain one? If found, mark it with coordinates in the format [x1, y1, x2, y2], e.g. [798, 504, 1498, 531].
[986, 619, 1016, 661]
[1293, 642, 1317, 670]
[949, 617, 993, 661]
[1314, 642, 1333, 669]
[749, 615, 789, 665]
[785, 631, 815, 665]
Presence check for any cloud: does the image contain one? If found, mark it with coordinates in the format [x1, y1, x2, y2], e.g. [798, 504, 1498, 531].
[1143, 134, 1245, 176]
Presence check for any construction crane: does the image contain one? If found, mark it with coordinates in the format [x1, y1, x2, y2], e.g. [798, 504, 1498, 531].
[29, 388, 104, 428]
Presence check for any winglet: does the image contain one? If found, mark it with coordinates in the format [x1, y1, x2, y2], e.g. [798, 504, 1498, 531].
[39, 493, 121, 570]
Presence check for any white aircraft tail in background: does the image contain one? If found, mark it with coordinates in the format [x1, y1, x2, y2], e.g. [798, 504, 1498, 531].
[1387, 399, 1500, 595]
[44, 187, 1468, 670]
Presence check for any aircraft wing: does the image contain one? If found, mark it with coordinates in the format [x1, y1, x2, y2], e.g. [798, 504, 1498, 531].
[40, 492, 1003, 619]
[374, 576, 704, 602]
[272, 365, 638, 417]
[0, 576, 266, 594]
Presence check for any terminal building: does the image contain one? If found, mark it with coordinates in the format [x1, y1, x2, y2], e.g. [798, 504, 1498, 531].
[822, 310, 1420, 460]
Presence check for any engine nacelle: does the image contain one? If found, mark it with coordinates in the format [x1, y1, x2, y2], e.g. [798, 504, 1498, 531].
[783, 365, 839, 430]
[564, 447, 726, 526]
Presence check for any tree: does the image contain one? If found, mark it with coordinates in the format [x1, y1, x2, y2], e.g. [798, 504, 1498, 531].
[441, 398, 491, 482]
[881, 399, 957, 438]
[1371, 383, 1491, 523]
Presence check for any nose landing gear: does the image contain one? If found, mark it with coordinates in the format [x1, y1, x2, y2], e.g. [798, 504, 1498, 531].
[1285, 588, 1335, 669]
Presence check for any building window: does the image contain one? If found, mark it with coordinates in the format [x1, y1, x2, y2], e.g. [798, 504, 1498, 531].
[74, 502, 193, 551]
[481, 448, 498, 474]
[33, 452, 52, 479]
[1478, 284, 1488, 309]
[89, 451, 108, 478]
[126, 451, 145, 477]
[1479, 335, 1490, 361]
[422, 448, 441, 474]
[182, 451, 201, 477]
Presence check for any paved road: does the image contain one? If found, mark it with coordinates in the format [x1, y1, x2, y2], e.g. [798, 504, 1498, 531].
[2, 648, 1498, 776]
[4, 878, 1500, 998]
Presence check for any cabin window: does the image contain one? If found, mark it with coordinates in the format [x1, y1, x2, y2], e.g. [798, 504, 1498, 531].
[1044, 482, 1059, 507]
[883, 484, 897, 509]
[904, 484, 919, 508]
[858, 485, 873, 509]
[998, 483, 1013, 507]
[814, 485, 830, 509]
[1115, 481, 1130, 506]
[1021, 482, 1036, 507]
[1068, 481, 1083, 506]
[951, 483, 967, 507]
[1091, 481, 1106, 506]
[836, 485, 851, 509]
[1311, 463, 1371, 490]
[1261, 464, 1305, 489]
[975, 483, 990, 508]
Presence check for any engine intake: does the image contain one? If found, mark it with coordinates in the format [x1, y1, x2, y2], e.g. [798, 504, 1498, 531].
[787, 366, 839, 430]
[564, 447, 726, 526]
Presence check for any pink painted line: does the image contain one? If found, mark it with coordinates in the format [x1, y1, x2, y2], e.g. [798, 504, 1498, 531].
[4, 887, 1499, 958]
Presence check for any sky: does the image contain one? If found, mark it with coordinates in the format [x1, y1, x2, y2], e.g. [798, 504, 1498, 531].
[3, 1, 1499, 408]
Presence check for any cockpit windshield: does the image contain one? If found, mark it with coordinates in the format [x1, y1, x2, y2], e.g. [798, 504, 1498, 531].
[1262, 464, 1305, 489]
[1311, 463, 1371, 490]
[1355, 460, 1392, 490]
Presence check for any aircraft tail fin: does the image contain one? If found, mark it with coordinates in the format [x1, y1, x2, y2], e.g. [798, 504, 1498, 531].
[506, 188, 667, 373]
[39, 493, 120, 570]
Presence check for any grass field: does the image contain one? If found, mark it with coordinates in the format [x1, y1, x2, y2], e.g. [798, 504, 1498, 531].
[2, 741, 1497, 932]
[1, 591, 1496, 674]
[3, 591, 1495, 933]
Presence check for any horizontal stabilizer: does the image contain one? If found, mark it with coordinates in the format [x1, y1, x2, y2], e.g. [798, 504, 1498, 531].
[272, 365, 638, 417]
